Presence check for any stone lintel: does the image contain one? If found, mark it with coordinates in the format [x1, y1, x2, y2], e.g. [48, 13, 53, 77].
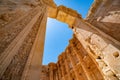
[47, 5, 82, 27]
[48, 7, 57, 18]
[56, 10, 67, 22]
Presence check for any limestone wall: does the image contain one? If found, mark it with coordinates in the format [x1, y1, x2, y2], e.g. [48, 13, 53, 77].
[73, 18, 120, 80]
[86, 0, 120, 41]
[44, 36, 105, 80]
[0, 0, 120, 80]
[0, 0, 47, 80]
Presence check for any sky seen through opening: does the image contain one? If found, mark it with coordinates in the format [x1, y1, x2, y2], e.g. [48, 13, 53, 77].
[43, 0, 93, 65]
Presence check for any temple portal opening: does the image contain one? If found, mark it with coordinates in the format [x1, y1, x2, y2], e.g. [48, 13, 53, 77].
[42, 18, 73, 65]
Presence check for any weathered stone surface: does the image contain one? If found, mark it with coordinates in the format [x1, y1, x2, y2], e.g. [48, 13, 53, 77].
[0, 0, 120, 80]
[102, 44, 120, 77]
[86, 0, 120, 41]
[21, 8, 47, 80]
[90, 34, 108, 50]
[65, 15, 76, 26]
[75, 28, 93, 40]
[74, 5, 120, 79]
[57, 5, 80, 17]
[0, 7, 39, 56]
[48, 7, 57, 18]
[40, 65, 49, 80]
[0, 6, 43, 78]
[56, 10, 67, 22]
[1, 12, 41, 80]
[86, 0, 103, 20]
[43, 0, 57, 8]
[48, 5, 81, 26]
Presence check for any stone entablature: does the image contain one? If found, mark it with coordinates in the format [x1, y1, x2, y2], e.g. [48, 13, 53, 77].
[47, 4, 81, 27]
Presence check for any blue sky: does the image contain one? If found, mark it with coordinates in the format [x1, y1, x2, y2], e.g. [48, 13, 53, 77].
[42, 0, 93, 65]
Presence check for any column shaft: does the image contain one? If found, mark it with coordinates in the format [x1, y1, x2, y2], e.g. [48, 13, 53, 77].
[50, 69, 54, 80]
[21, 7, 47, 80]
[60, 61, 65, 80]
[67, 50, 80, 80]
[64, 58, 72, 80]
[71, 43, 92, 80]
[55, 71, 59, 80]
[57, 63, 61, 80]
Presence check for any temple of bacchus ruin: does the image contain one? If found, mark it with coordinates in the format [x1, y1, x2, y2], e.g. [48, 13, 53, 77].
[0, 0, 120, 80]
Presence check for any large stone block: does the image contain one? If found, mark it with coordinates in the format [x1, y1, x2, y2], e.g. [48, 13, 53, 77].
[96, 59, 106, 69]
[102, 66, 114, 76]
[101, 11, 120, 24]
[76, 28, 93, 40]
[90, 34, 108, 50]
[65, 14, 76, 26]
[48, 7, 57, 18]
[102, 44, 120, 76]
[56, 10, 67, 22]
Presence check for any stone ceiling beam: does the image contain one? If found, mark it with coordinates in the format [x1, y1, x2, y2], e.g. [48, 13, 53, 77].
[47, 5, 82, 28]
[43, 0, 82, 28]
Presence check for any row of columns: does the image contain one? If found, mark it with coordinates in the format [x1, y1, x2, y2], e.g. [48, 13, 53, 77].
[69, 37, 104, 80]
[48, 36, 104, 80]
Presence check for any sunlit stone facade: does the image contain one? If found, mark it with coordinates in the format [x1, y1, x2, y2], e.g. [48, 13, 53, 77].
[44, 36, 104, 80]
[0, 0, 120, 80]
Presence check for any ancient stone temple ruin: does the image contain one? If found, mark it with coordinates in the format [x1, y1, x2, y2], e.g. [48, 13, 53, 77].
[0, 0, 120, 80]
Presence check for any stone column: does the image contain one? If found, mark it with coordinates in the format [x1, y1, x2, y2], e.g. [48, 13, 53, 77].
[55, 71, 59, 80]
[49, 69, 54, 80]
[70, 42, 93, 80]
[64, 55, 72, 80]
[0, 6, 44, 79]
[21, 7, 47, 80]
[60, 63, 64, 80]
[70, 43, 90, 80]
[48, 63, 56, 80]
[58, 55, 65, 80]
[66, 48, 80, 80]
[57, 63, 61, 80]
[70, 39, 104, 80]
